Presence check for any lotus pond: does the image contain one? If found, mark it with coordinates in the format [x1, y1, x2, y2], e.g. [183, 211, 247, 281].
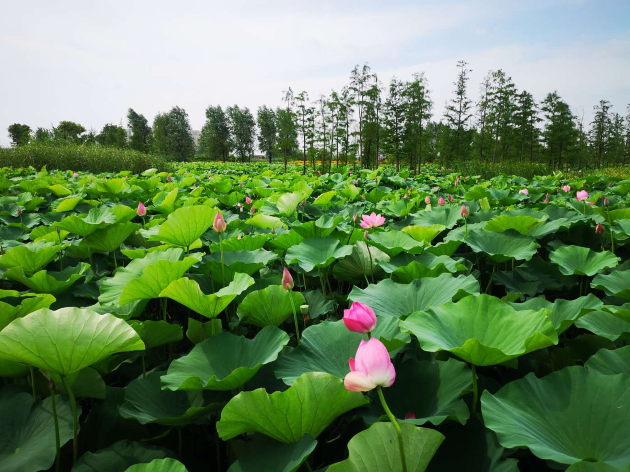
[0, 163, 629, 472]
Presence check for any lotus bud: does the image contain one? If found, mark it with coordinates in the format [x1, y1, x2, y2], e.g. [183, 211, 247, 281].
[425, 196, 431, 204]
[604, 197, 609, 207]
[250, 206, 256, 214]
[56, 226, 60, 234]
[403, 193, 408, 199]
[438, 196, 445, 206]
[405, 411, 417, 420]
[167, 175, 172, 181]
[361, 194, 366, 200]
[353, 179, 358, 185]
[344, 338, 396, 392]
[364, 231, 369, 239]
[343, 302, 377, 333]
[245, 196, 252, 205]
[213, 211, 226, 233]
[237, 234, 242, 240]
[282, 267, 294, 290]
[353, 214, 358, 223]
[16, 208, 22, 216]
[137, 202, 146, 217]
[73, 172, 78, 178]
[461, 204, 469, 218]
[595, 223, 604, 235]
[448, 194, 454, 202]
[239, 182, 243, 187]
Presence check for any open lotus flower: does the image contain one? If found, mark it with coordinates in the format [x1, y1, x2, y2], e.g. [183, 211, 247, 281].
[576, 190, 594, 204]
[438, 196, 446, 206]
[344, 338, 396, 392]
[137, 201, 146, 217]
[562, 185, 571, 192]
[282, 267, 294, 290]
[213, 211, 226, 233]
[360, 212, 385, 229]
[519, 189, 528, 196]
[343, 302, 377, 333]
[72, 172, 78, 178]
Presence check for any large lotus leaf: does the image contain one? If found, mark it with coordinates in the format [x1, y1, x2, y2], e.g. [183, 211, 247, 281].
[591, 269, 630, 300]
[236, 286, 306, 327]
[160, 273, 255, 319]
[367, 231, 426, 257]
[386, 254, 467, 283]
[200, 249, 279, 284]
[493, 269, 545, 297]
[401, 294, 558, 366]
[119, 371, 218, 426]
[0, 293, 56, 331]
[0, 242, 61, 276]
[56, 208, 116, 236]
[348, 273, 479, 318]
[95, 178, 130, 196]
[285, 237, 353, 272]
[124, 459, 188, 472]
[81, 222, 140, 253]
[72, 440, 173, 472]
[210, 234, 272, 252]
[575, 307, 630, 341]
[226, 435, 317, 472]
[161, 326, 289, 391]
[99, 248, 194, 306]
[412, 206, 461, 229]
[245, 214, 288, 230]
[585, 346, 630, 376]
[333, 242, 390, 281]
[273, 318, 408, 385]
[401, 224, 446, 243]
[3, 262, 90, 295]
[0, 393, 74, 472]
[153, 205, 218, 248]
[375, 358, 472, 426]
[216, 372, 369, 442]
[549, 245, 620, 276]
[465, 228, 539, 262]
[327, 422, 444, 472]
[0, 307, 144, 375]
[482, 367, 630, 467]
[276, 192, 303, 217]
[485, 215, 542, 235]
[50, 367, 107, 399]
[119, 255, 202, 305]
[509, 294, 603, 334]
[566, 462, 630, 472]
[128, 320, 183, 349]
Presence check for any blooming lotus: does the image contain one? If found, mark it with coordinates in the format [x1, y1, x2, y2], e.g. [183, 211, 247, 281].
[519, 189, 528, 196]
[576, 190, 594, 204]
[343, 302, 377, 333]
[213, 211, 226, 233]
[72, 172, 78, 178]
[344, 338, 396, 392]
[360, 212, 385, 229]
[562, 185, 571, 192]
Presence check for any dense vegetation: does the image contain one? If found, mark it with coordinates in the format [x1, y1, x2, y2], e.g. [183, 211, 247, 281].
[6, 62, 630, 173]
[0, 162, 628, 472]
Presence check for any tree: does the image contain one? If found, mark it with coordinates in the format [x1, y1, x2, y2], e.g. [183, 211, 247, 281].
[199, 105, 231, 161]
[350, 63, 371, 166]
[443, 60, 474, 165]
[513, 90, 540, 163]
[33, 128, 52, 143]
[474, 73, 492, 163]
[383, 78, 406, 172]
[257, 106, 277, 164]
[486, 70, 517, 162]
[227, 105, 256, 162]
[151, 107, 195, 161]
[364, 74, 382, 169]
[590, 100, 612, 167]
[127, 109, 151, 153]
[53, 121, 86, 143]
[295, 91, 310, 174]
[7, 124, 31, 146]
[403, 73, 432, 172]
[96, 123, 127, 148]
[541, 92, 577, 169]
[276, 107, 299, 170]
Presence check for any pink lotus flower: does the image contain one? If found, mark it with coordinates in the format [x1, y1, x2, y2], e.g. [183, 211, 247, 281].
[360, 212, 386, 229]
[519, 189, 528, 196]
[460, 204, 469, 218]
[213, 211, 226, 233]
[576, 190, 590, 202]
[282, 267, 294, 290]
[438, 196, 446, 206]
[137, 202, 146, 217]
[343, 302, 377, 333]
[72, 172, 78, 178]
[344, 338, 396, 392]
[245, 196, 252, 205]
[424, 196, 431, 204]
[562, 185, 571, 193]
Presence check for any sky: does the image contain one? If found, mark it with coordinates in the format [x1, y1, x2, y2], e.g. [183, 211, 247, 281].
[1, 0, 629, 146]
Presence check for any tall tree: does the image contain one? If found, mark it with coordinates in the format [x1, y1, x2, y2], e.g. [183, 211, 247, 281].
[127, 109, 152, 153]
[443, 60, 474, 166]
[590, 100, 612, 167]
[227, 105, 256, 162]
[96, 123, 127, 148]
[33, 127, 52, 143]
[53, 121, 86, 143]
[541, 92, 577, 169]
[364, 74, 382, 169]
[403, 73, 432, 172]
[7, 124, 31, 146]
[152, 107, 195, 161]
[199, 105, 231, 161]
[513, 90, 539, 163]
[256, 106, 277, 163]
[475, 73, 492, 163]
[350, 63, 371, 167]
[486, 70, 517, 162]
[383, 78, 406, 172]
[295, 91, 310, 174]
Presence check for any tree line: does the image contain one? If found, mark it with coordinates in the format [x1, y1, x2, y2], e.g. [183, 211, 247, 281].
[7, 61, 630, 171]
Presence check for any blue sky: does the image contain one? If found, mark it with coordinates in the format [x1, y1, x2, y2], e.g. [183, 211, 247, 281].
[1, 0, 628, 145]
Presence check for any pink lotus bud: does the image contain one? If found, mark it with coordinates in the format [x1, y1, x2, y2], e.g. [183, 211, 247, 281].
[424, 196, 431, 204]
[271, 228, 275, 233]
[56, 226, 60, 234]
[344, 338, 396, 392]
[405, 411, 416, 420]
[353, 214, 358, 223]
[361, 194, 366, 200]
[353, 180, 358, 185]
[167, 175, 172, 181]
[16, 208, 22, 216]
[349, 172, 352, 176]
[454, 181, 458, 187]
[237, 234, 242, 240]
[519, 189, 528, 196]
[282, 267, 294, 290]
[360, 212, 386, 229]
[403, 194, 408, 199]
[343, 302, 377, 333]
[543, 198, 549, 204]
[72, 172, 78, 178]
[438, 196, 445, 206]
[595, 223, 604, 235]
[562, 185, 571, 193]
[246, 196, 252, 205]
[460, 204, 469, 218]
[250, 206, 256, 214]
[52, 174, 56, 178]
[576, 190, 589, 201]
[448, 195, 454, 202]
[239, 182, 243, 187]
[137, 202, 146, 217]
[318, 171, 321, 175]
[213, 211, 226, 233]
[364, 231, 369, 239]
[604, 197, 609, 206]
[302, 200, 306, 205]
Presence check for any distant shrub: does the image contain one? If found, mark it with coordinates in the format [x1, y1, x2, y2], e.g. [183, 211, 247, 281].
[0, 142, 168, 174]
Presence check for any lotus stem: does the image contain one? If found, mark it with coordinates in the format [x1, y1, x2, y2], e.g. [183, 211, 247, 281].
[61, 375, 78, 464]
[471, 364, 479, 413]
[49, 383, 61, 472]
[30, 367, 36, 401]
[377, 387, 407, 472]
[485, 264, 496, 294]
[288, 292, 301, 345]
[219, 235, 226, 285]
[606, 209, 614, 254]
